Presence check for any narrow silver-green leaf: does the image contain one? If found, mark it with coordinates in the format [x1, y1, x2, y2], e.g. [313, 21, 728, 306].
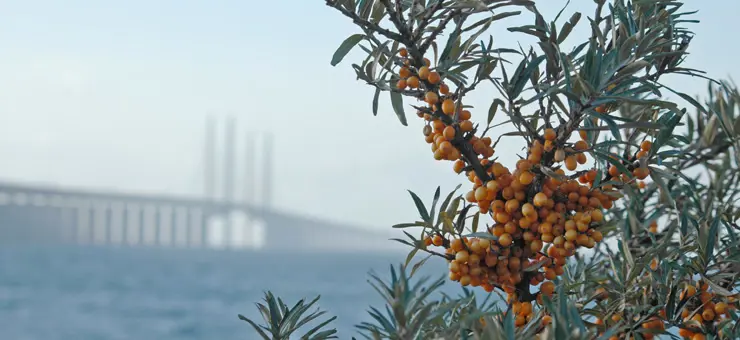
[331, 34, 364, 66]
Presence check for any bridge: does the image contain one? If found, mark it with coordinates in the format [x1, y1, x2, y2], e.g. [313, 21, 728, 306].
[0, 116, 394, 252]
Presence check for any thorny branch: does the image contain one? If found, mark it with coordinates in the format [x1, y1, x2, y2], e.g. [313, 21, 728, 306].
[325, 0, 406, 43]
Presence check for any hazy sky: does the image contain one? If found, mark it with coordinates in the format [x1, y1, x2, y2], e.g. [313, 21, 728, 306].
[0, 0, 737, 233]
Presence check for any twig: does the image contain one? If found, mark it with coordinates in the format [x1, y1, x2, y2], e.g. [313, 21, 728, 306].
[326, 0, 406, 43]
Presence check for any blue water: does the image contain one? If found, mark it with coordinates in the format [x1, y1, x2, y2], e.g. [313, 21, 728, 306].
[0, 245, 471, 340]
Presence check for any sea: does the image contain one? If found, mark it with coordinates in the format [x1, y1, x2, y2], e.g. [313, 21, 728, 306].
[0, 244, 481, 340]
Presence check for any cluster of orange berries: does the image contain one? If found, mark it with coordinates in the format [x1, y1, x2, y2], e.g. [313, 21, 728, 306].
[479, 304, 552, 330]
[400, 47, 660, 332]
[595, 312, 666, 340]
[677, 281, 737, 339]
[401, 48, 630, 304]
[395, 48, 491, 163]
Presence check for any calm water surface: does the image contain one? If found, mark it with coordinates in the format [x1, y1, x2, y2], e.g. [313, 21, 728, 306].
[0, 244, 477, 340]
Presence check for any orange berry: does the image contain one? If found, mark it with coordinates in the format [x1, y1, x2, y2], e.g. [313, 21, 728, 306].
[574, 140, 588, 151]
[678, 329, 694, 338]
[455, 250, 470, 263]
[542, 315, 552, 325]
[540, 281, 555, 296]
[499, 233, 513, 247]
[459, 110, 471, 120]
[577, 153, 588, 164]
[425, 91, 439, 105]
[702, 308, 715, 321]
[714, 302, 728, 314]
[591, 209, 604, 222]
[641, 140, 652, 151]
[565, 156, 577, 171]
[633, 167, 650, 180]
[522, 203, 536, 217]
[432, 235, 444, 246]
[505, 199, 520, 214]
[441, 99, 455, 115]
[423, 58, 431, 67]
[428, 71, 441, 84]
[519, 171, 534, 185]
[691, 333, 705, 340]
[543, 128, 556, 141]
[533, 192, 548, 207]
[564, 229, 578, 242]
[474, 186, 488, 201]
[459, 275, 471, 286]
[399, 67, 411, 78]
[460, 120, 473, 132]
[649, 223, 658, 234]
[554, 149, 565, 162]
[418, 66, 430, 80]
[396, 79, 407, 89]
[407, 76, 420, 88]
[579, 130, 588, 140]
[443, 125, 456, 140]
[495, 212, 511, 224]
[685, 285, 697, 297]
[399, 48, 408, 57]
[423, 236, 432, 246]
[439, 83, 449, 94]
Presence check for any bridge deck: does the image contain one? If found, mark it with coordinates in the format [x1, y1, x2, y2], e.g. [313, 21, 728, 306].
[0, 180, 394, 251]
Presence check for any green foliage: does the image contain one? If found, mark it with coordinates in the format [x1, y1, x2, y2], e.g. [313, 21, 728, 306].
[238, 291, 338, 340]
[239, 0, 740, 339]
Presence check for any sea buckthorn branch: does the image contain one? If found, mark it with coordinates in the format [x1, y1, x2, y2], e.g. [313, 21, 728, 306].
[418, 7, 459, 56]
[325, 0, 406, 43]
[325, 0, 724, 333]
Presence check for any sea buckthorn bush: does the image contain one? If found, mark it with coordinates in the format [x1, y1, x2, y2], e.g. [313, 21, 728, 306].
[240, 1, 740, 339]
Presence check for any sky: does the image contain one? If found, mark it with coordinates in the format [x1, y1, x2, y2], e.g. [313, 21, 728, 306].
[0, 0, 737, 235]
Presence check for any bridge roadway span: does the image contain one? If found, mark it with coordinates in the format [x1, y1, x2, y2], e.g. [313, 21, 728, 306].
[0, 181, 389, 251]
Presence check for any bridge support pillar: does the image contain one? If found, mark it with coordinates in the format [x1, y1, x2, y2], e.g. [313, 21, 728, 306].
[201, 212, 209, 248]
[170, 207, 177, 247]
[138, 207, 146, 246]
[121, 204, 129, 246]
[105, 205, 113, 246]
[154, 207, 161, 246]
[88, 205, 96, 245]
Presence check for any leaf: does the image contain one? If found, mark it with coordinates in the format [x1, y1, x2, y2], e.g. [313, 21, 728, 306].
[471, 212, 480, 233]
[410, 254, 432, 278]
[371, 87, 380, 116]
[491, 11, 522, 22]
[462, 232, 498, 240]
[588, 110, 622, 142]
[439, 26, 462, 64]
[702, 275, 736, 296]
[594, 150, 633, 180]
[488, 98, 504, 125]
[331, 34, 364, 66]
[404, 247, 419, 268]
[428, 186, 442, 227]
[511, 55, 546, 98]
[238, 314, 272, 340]
[408, 190, 430, 222]
[392, 221, 426, 228]
[705, 217, 720, 265]
[389, 91, 408, 126]
[620, 239, 634, 267]
[439, 184, 462, 219]
[557, 12, 581, 44]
